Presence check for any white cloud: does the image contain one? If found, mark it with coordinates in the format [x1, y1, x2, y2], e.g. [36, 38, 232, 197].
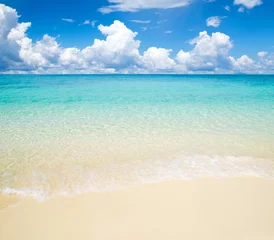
[256, 52, 274, 72]
[189, 31, 233, 57]
[165, 30, 173, 34]
[142, 47, 176, 72]
[224, 6, 231, 11]
[82, 20, 141, 69]
[91, 20, 98, 28]
[98, 0, 191, 13]
[18, 35, 61, 69]
[33, 35, 60, 62]
[130, 20, 151, 24]
[176, 31, 233, 71]
[257, 51, 267, 57]
[59, 48, 85, 67]
[238, 6, 245, 12]
[7, 22, 31, 41]
[206, 16, 225, 27]
[234, 55, 254, 66]
[83, 20, 90, 25]
[157, 19, 168, 24]
[0, 4, 29, 70]
[0, 3, 273, 74]
[82, 20, 97, 27]
[234, 0, 262, 11]
[229, 55, 259, 72]
[61, 18, 75, 23]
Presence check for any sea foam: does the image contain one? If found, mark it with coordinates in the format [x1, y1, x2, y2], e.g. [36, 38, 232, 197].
[1, 154, 274, 201]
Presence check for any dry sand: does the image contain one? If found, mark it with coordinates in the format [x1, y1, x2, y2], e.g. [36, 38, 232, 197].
[1, 177, 274, 240]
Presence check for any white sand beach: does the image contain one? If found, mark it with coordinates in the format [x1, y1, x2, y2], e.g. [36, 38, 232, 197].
[1, 177, 274, 240]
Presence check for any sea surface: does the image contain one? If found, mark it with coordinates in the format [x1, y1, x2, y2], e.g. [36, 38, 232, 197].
[1, 75, 274, 200]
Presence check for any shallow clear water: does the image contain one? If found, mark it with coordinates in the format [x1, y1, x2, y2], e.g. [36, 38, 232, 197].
[1, 75, 274, 199]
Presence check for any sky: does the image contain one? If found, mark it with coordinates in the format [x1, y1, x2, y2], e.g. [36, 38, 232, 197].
[0, 0, 274, 74]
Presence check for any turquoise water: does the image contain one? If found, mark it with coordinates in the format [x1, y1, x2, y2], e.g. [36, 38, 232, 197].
[1, 75, 274, 199]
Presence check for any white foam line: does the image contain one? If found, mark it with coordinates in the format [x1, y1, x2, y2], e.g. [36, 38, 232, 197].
[1, 155, 274, 202]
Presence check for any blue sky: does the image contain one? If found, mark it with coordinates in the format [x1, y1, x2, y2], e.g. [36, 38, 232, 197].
[0, 0, 274, 73]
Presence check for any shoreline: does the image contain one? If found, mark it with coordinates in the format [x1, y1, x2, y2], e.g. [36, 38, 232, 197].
[1, 177, 274, 240]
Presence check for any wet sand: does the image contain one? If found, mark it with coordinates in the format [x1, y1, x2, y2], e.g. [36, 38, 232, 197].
[1, 177, 274, 240]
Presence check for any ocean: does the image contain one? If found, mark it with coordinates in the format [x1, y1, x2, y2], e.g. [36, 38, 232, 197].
[1, 74, 274, 200]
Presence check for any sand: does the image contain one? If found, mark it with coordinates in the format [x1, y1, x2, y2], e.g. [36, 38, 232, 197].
[1, 177, 274, 240]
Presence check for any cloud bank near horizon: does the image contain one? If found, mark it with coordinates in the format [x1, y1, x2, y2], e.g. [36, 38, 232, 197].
[0, 4, 273, 74]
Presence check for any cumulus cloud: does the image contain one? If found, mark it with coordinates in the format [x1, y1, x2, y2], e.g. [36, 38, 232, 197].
[98, 0, 191, 13]
[59, 48, 86, 67]
[256, 52, 274, 72]
[234, 0, 262, 12]
[82, 20, 141, 69]
[0, 4, 30, 70]
[19, 34, 61, 68]
[229, 55, 258, 73]
[176, 31, 233, 71]
[257, 51, 267, 57]
[142, 47, 176, 72]
[0, 3, 273, 74]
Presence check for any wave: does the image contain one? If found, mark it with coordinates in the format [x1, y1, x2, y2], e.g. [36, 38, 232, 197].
[1, 154, 274, 201]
